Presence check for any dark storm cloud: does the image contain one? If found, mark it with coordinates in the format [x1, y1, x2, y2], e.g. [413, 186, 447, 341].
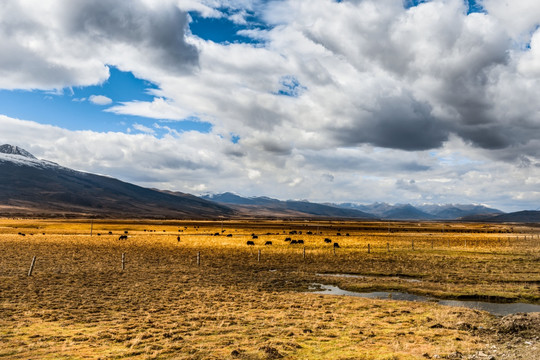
[260, 140, 292, 155]
[332, 95, 449, 151]
[63, 0, 199, 74]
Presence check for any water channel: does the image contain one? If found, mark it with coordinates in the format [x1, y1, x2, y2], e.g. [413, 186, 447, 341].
[310, 284, 540, 316]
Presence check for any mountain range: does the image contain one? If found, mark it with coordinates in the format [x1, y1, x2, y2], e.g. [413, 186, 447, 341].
[0, 145, 233, 218]
[1, 144, 539, 222]
[201, 193, 375, 219]
[202, 193, 512, 221]
[334, 202, 504, 220]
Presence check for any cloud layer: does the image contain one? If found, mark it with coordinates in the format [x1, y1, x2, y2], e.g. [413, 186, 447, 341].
[0, 0, 539, 211]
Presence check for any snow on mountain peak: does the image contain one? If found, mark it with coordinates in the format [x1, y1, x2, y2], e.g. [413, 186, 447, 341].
[0, 144, 65, 171]
[0, 144, 36, 159]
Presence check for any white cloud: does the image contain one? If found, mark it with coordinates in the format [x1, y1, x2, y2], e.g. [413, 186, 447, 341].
[481, 0, 540, 40]
[106, 98, 191, 120]
[132, 123, 156, 135]
[89, 95, 113, 106]
[177, 0, 224, 18]
[0, 0, 198, 90]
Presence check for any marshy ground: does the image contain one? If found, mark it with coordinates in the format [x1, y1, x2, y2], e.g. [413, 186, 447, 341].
[0, 219, 539, 359]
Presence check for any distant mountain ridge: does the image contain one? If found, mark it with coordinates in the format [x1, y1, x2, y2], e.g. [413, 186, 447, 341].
[462, 211, 540, 223]
[202, 192, 375, 219]
[0, 144, 234, 218]
[203, 193, 511, 221]
[334, 201, 503, 220]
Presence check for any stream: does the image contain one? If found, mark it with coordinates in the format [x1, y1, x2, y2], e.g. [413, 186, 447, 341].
[310, 284, 540, 316]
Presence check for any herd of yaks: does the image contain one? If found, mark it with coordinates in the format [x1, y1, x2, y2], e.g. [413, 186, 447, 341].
[245, 237, 340, 248]
[16, 228, 341, 248]
[110, 229, 342, 248]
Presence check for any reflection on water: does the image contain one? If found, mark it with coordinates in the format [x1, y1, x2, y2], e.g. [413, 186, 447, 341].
[310, 284, 540, 316]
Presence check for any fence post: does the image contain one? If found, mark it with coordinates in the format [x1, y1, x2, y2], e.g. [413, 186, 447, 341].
[303, 247, 306, 260]
[258, 249, 261, 262]
[387, 242, 389, 252]
[28, 256, 36, 276]
[121, 253, 125, 271]
[411, 240, 414, 251]
[368, 244, 370, 254]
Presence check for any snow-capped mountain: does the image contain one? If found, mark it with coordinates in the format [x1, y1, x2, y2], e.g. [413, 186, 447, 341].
[0, 144, 36, 158]
[0, 144, 234, 218]
[0, 145, 63, 170]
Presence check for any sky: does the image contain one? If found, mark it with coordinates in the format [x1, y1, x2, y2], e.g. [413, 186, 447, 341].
[0, 0, 539, 212]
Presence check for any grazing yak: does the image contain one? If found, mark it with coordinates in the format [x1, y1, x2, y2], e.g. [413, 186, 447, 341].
[252, 235, 259, 239]
[247, 241, 255, 246]
[226, 234, 233, 237]
[290, 240, 298, 244]
[297, 239, 304, 244]
[118, 235, 128, 240]
[284, 237, 292, 241]
[265, 241, 272, 245]
[324, 238, 332, 243]
[333, 242, 340, 248]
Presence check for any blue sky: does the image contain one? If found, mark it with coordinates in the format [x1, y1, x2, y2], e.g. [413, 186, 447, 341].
[0, 66, 212, 136]
[0, 0, 539, 211]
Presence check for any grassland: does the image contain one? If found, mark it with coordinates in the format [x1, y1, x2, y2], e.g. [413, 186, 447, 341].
[1, 219, 539, 359]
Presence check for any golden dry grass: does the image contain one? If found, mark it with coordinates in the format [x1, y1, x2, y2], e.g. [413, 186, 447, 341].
[0, 219, 539, 359]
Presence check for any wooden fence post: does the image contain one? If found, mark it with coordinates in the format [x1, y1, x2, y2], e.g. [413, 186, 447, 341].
[368, 244, 370, 254]
[28, 256, 36, 276]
